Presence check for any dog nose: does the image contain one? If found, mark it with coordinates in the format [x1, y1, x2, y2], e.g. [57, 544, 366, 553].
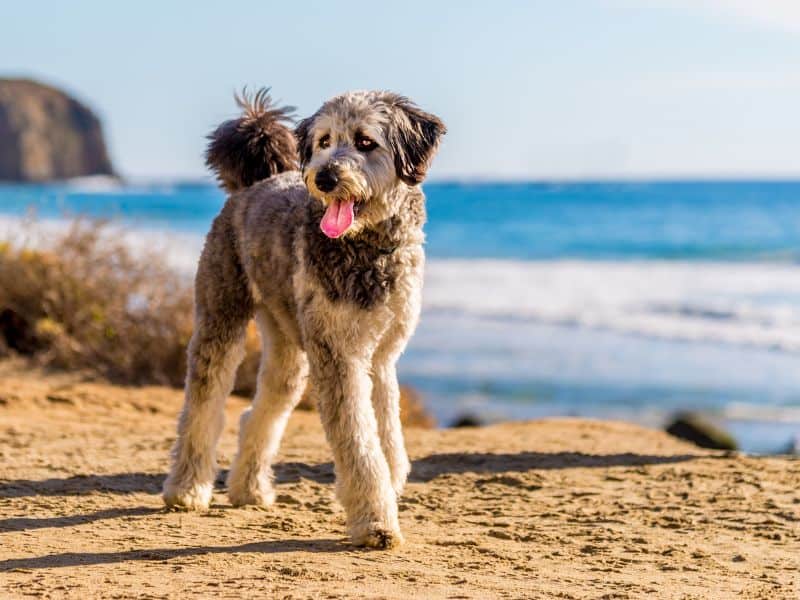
[315, 168, 339, 193]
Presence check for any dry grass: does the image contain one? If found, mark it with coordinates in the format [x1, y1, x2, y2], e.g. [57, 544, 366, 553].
[0, 219, 434, 426]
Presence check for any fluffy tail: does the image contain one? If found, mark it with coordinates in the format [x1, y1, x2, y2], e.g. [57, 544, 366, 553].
[205, 88, 298, 193]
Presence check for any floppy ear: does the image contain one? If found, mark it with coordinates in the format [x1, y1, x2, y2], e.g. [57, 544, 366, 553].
[295, 114, 316, 169]
[387, 97, 446, 185]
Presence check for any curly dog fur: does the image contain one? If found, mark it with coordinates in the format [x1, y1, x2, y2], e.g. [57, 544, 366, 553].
[163, 88, 445, 548]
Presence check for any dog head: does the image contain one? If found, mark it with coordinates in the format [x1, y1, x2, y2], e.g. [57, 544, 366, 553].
[296, 91, 445, 238]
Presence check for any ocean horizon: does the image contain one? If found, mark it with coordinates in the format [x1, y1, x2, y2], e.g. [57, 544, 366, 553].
[2, 178, 800, 453]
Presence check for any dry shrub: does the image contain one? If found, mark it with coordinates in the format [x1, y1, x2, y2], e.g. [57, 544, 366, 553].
[0, 219, 434, 427]
[0, 219, 193, 386]
[398, 385, 436, 428]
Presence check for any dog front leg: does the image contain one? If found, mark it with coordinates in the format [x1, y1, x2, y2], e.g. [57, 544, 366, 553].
[307, 342, 402, 549]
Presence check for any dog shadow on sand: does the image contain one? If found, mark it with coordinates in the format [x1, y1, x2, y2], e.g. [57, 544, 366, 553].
[0, 450, 704, 569]
[0, 449, 702, 501]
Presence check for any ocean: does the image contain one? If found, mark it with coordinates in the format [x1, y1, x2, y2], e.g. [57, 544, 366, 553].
[2, 178, 800, 453]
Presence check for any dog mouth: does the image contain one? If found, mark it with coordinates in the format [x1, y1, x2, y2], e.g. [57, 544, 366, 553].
[320, 197, 360, 239]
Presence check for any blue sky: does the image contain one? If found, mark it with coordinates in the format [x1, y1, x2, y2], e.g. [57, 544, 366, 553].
[3, 1, 800, 180]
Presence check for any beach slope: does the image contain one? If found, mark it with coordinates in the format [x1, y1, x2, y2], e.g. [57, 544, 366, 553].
[1, 361, 797, 599]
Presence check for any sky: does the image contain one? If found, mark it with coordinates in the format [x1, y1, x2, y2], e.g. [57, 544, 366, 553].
[2, 1, 800, 180]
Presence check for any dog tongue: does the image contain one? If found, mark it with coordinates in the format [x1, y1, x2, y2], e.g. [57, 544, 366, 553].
[320, 198, 355, 238]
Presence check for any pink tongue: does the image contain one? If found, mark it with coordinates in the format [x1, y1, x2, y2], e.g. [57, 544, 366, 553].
[320, 198, 355, 238]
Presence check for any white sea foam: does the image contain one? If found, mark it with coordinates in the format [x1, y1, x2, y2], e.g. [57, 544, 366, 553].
[3, 215, 800, 353]
[424, 259, 800, 352]
[0, 215, 203, 274]
[64, 175, 125, 193]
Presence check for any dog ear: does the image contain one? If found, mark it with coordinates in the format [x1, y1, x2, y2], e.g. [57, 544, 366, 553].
[205, 88, 298, 193]
[387, 97, 446, 185]
[295, 114, 316, 169]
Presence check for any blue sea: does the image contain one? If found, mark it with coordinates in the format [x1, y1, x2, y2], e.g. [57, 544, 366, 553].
[2, 178, 800, 453]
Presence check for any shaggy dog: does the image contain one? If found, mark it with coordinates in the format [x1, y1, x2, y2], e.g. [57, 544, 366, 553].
[162, 89, 445, 548]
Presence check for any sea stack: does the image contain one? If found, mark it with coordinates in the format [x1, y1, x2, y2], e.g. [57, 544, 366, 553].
[0, 78, 114, 182]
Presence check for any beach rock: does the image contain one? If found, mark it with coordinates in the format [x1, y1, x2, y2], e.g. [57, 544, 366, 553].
[665, 412, 738, 450]
[780, 435, 800, 455]
[450, 413, 487, 428]
[0, 78, 114, 181]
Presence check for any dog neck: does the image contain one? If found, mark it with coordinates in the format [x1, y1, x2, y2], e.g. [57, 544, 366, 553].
[360, 185, 426, 248]
[360, 183, 426, 248]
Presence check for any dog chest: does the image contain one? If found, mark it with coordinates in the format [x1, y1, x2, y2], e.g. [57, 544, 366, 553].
[305, 233, 404, 310]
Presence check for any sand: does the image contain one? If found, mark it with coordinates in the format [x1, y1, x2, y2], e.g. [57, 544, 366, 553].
[0, 360, 798, 599]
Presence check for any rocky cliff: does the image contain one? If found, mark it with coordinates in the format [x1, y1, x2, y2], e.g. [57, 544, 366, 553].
[0, 78, 114, 182]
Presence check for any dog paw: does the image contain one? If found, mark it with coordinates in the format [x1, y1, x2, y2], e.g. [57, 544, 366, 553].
[162, 480, 213, 511]
[350, 522, 404, 549]
[228, 484, 276, 508]
[227, 468, 276, 507]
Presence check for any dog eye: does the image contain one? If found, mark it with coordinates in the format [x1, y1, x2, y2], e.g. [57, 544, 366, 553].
[318, 134, 330, 149]
[355, 135, 377, 152]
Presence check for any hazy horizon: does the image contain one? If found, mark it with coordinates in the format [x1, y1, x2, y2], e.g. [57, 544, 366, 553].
[8, 172, 800, 185]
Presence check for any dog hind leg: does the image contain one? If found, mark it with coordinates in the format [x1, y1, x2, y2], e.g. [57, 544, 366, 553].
[162, 315, 247, 510]
[163, 218, 253, 510]
[370, 313, 418, 497]
[370, 356, 410, 497]
[227, 310, 308, 507]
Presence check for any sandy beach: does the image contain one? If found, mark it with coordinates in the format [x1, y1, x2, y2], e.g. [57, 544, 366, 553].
[0, 360, 797, 599]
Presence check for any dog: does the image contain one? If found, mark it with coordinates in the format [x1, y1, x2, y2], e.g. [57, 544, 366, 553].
[162, 88, 445, 548]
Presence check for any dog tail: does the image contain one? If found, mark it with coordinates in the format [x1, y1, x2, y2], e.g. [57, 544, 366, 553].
[205, 87, 298, 193]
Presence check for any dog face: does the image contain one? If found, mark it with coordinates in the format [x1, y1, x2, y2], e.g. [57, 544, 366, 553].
[296, 91, 445, 238]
